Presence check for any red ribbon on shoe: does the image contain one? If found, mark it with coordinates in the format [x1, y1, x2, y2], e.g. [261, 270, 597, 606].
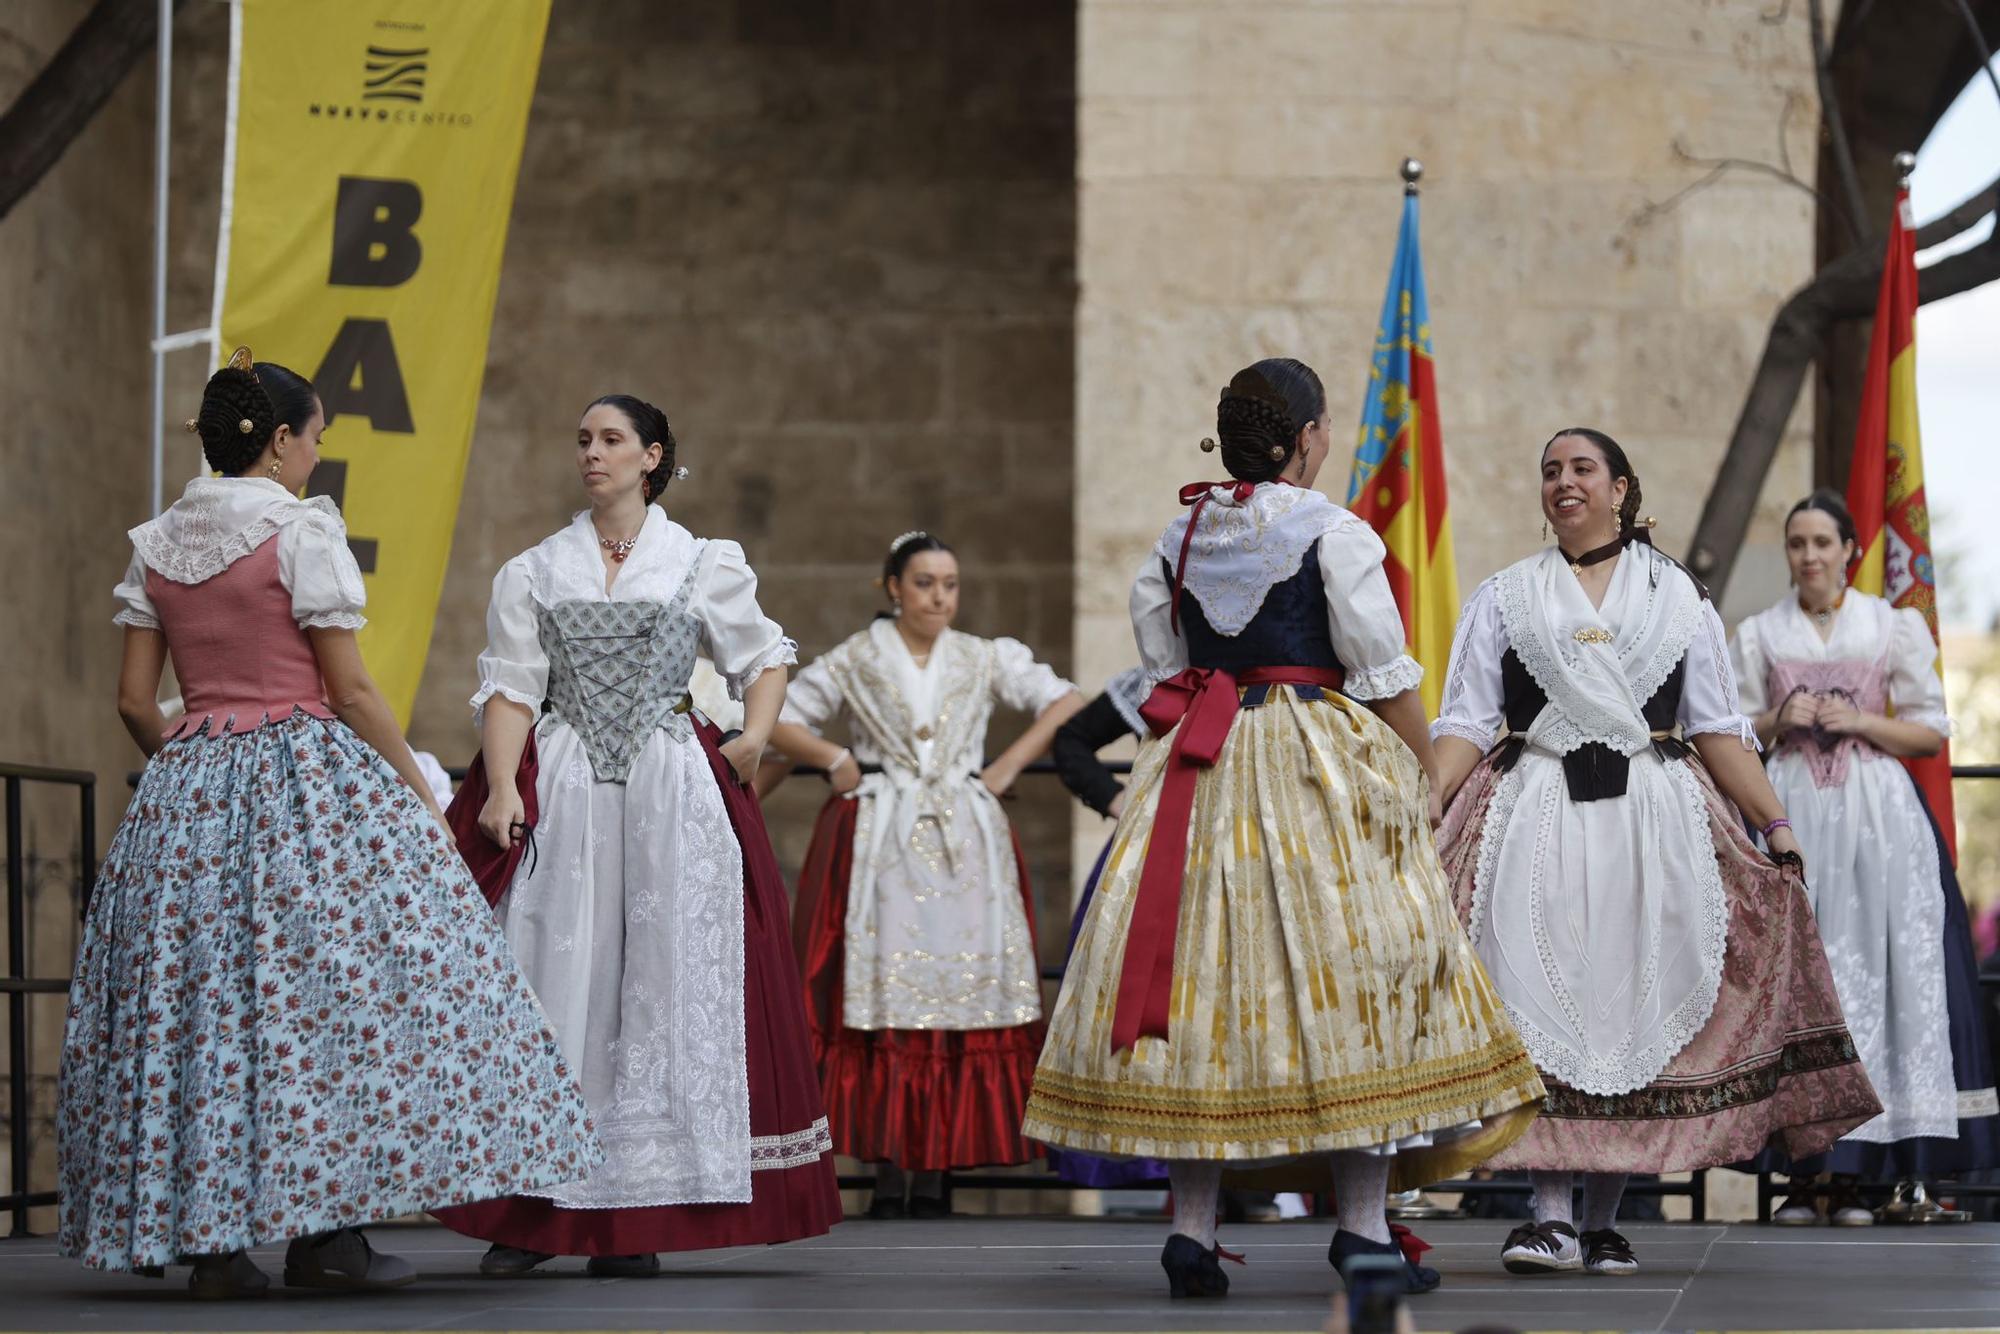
[1109, 663, 1344, 1052]
[1389, 1224, 1432, 1266]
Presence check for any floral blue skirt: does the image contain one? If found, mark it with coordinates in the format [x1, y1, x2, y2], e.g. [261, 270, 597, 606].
[58, 715, 600, 1271]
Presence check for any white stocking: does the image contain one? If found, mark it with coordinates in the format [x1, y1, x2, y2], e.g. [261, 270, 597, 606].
[1168, 1162, 1222, 1246]
[1580, 1172, 1628, 1232]
[1530, 1170, 1575, 1226]
[1330, 1151, 1393, 1244]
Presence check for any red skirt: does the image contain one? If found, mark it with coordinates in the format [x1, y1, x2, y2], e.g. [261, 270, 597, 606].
[795, 793, 1044, 1171]
[437, 720, 842, 1254]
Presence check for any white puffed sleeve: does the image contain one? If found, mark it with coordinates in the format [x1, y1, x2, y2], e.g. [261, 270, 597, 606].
[1730, 613, 1770, 718]
[990, 637, 1076, 715]
[1681, 601, 1759, 747]
[112, 548, 160, 629]
[1130, 553, 1187, 687]
[277, 515, 368, 630]
[470, 557, 546, 722]
[1887, 606, 1951, 737]
[692, 540, 797, 700]
[1431, 577, 1507, 750]
[1318, 519, 1422, 701]
[778, 650, 845, 734]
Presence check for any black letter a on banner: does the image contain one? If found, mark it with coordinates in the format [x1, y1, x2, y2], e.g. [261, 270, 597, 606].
[330, 177, 423, 286]
[315, 319, 415, 433]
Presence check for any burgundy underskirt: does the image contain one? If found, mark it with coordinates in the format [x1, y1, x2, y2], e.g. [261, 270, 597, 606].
[794, 793, 1044, 1171]
[436, 719, 841, 1254]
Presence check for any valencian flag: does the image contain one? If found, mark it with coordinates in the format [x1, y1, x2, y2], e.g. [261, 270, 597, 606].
[1845, 185, 1957, 862]
[1347, 188, 1458, 717]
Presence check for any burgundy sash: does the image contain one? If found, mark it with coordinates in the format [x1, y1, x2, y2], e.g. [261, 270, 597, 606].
[1110, 664, 1345, 1052]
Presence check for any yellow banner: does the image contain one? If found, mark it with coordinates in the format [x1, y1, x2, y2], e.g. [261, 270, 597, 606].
[214, 0, 550, 722]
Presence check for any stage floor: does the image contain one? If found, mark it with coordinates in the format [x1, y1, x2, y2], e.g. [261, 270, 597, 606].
[3, 1217, 1997, 1333]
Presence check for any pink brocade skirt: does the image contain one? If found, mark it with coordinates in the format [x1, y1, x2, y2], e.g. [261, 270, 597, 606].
[1438, 753, 1881, 1174]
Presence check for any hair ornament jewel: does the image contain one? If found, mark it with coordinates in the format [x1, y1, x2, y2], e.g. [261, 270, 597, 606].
[1268, 444, 1286, 460]
[225, 345, 256, 373]
[1199, 437, 1216, 453]
[238, 418, 255, 434]
[887, 529, 929, 558]
[674, 464, 690, 481]
[183, 418, 199, 434]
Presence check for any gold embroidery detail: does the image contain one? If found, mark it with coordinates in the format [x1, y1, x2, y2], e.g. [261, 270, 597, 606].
[1572, 626, 1614, 645]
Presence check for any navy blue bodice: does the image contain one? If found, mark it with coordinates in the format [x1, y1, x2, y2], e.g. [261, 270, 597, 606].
[1172, 555, 1345, 674]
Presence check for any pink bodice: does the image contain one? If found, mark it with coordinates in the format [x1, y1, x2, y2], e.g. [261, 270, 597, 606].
[146, 536, 336, 740]
[1766, 656, 1887, 788]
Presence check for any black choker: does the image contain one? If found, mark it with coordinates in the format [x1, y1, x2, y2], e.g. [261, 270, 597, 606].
[1560, 535, 1626, 577]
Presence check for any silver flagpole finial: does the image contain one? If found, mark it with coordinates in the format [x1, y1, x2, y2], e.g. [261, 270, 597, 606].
[1400, 157, 1423, 194]
[1893, 150, 1917, 188]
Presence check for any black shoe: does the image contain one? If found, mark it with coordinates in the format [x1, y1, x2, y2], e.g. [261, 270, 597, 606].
[1160, 1233, 1231, 1299]
[585, 1253, 660, 1278]
[1579, 1228, 1639, 1276]
[908, 1193, 951, 1220]
[1329, 1228, 1440, 1295]
[866, 1195, 908, 1220]
[480, 1243, 556, 1277]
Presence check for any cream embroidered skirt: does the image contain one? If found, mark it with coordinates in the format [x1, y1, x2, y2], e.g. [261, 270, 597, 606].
[1023, 687, 1543, 1186]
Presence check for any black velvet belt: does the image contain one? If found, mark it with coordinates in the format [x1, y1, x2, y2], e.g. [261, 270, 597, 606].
[1492, 731, 1692, 801]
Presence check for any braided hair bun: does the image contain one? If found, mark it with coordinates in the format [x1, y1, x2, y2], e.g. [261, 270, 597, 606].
[186, 358, 320, 476]
[191, 367, 277, 475]
[1213, 358, 1327, 484]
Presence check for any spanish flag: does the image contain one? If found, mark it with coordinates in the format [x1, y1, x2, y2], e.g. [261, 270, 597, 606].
[1845, 186, 1957, 863]
[1347, 189, 1458, 717]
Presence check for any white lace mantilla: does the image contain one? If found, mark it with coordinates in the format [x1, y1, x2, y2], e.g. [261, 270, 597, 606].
[1495, 546, 1703, 759]
[1153, 484, 1357, 635]
[131, 477, 348, 586]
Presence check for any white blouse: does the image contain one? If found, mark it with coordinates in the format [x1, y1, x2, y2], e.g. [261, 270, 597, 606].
[1129, 489, 1422, 701]
[1732, 592, 1951, 737]
[470, 508, 794, 721]
[1432, 567, 1752, 752]
[113, 476, 367, 631]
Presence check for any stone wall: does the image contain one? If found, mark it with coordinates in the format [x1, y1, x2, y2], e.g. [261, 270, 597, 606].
[1071, 3, 1824, 872]
[0, 0, 160, 1233]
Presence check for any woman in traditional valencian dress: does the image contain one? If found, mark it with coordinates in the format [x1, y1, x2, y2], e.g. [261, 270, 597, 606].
[60, 352, 598, 1298]
[439, 394, 839, 1276]
[1024, 360, 1546, 1301]
[1734, 491, 1999, 1224]
[1432, 430, 1881, 1279]
[770, 533, 1083, 1218]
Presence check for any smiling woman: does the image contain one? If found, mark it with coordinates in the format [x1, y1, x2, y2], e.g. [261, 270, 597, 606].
[1430, 429, 1881, 1280]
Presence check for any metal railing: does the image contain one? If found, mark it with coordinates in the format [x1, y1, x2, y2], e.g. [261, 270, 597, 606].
[1, 762, 96, 1235]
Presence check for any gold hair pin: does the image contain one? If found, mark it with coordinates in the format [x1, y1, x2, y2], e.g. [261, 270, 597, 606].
[225, 345, 255, 372]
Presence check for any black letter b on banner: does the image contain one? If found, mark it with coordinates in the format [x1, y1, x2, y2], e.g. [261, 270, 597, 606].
[330, 177, 422, 287]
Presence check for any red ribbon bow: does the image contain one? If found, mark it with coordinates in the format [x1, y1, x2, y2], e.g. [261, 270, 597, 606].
[1389, 1224, 1433, 1266]
[1169, 479, 1261, 635]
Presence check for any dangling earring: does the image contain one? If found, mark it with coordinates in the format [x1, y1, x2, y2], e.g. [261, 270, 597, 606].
[1541, 519, 1549, 542]
[267, 455, 283, 479]
[892, 598, 903, 618]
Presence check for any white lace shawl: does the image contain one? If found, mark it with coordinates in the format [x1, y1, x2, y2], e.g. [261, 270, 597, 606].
[1135, 485, 1422, 700]
[113, 476, 366, 631]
